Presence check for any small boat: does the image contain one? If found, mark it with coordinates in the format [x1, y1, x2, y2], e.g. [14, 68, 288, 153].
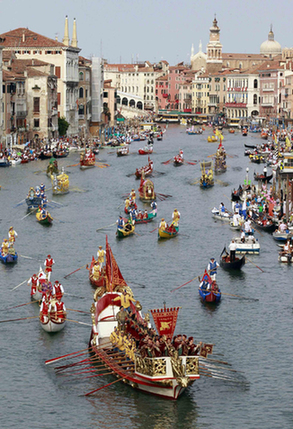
[200, 160, 214, 189]
[0, 158, 10, 167]
[244, 144, 257, 149]
[242, 129, 248, 137]
[252, 218, 276, 233]
[198, 271, 221, 303]
[88, 256, 106, 288]
[36, 209, 53, 225]
[220, 251, 245, 270]
[229, 220, 243, 230]
[26, 187, 43, 210]
[124, 201, 137, 214]
[53, 149, 69, 158]
[138, 146, 153, 155]
[173, 155, 184, 166]
[133, 211, 157, 224]
[229, 129, 235, 134]
[233, 236, 260, 254]
[272, 231, 292, 242]
[261, 131, 268, 140]
[40, 315, 66, 333]
[249, 154, 265, 164]
[80, 151, 95, 169]
[158, 225, 178, 239]
[138, 173, 156, 202]
[253, 173, 273, 183]
[10, 157, 21, 166]
[207, 135, 217, 143]
[0, 248, 18, 264]
[278, 252, 293, 263]
[116, 145, 129, 157]
[135, 157, 153, 179]
[117, 222, 135, 238]
[211, 208, 232, 221]
[52, 172, 69, 195]
[39, 151, 53, 160]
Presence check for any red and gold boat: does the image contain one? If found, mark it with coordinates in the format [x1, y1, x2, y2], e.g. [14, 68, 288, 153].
[80, 150, 95, 169]
[88, 256, 106, 289]
[138, 172, 156, 202]
[135, 157, 153, 179]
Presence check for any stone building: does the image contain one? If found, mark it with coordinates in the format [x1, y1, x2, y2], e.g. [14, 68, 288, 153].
[78, 56, 91, 136]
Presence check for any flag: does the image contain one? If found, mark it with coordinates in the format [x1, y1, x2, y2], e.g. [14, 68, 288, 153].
[150, 307, 180, 338]
[201, 269, 211, 284]
[203, 343, 214, 354]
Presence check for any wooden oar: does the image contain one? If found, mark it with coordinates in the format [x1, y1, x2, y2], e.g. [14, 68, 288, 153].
[67, 308, 91, 315]
[85, 377, 122, 396]
[19, 254, 42, 262]
[21, 208, 37, 220]
[185, 161, 197, 165]
[245, 256, 264, 273]
[11, 278, 29, 291]
[170, 276, 197, 293]
[0, 299, 41, 312]
[0, 315, 39, 323]
[161, 158, 172, 165]
[96, 222, 116, 232]
[150, 219, 172, 234]
[66, 319, 92, 327]
[45, 347, 93, 365]
[13, 199, 25, 208]
[127, 281, 146, 288]
[63, 293, 85, 299]
[221, 292, 259, 301]
[64, 264, 87, 279]
[67, 163, 79, 167]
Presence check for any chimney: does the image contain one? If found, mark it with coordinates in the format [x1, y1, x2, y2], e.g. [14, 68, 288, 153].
[63, 15, 70, 46]
[71, 18, 78, 48]
[22, 32, 25, 43]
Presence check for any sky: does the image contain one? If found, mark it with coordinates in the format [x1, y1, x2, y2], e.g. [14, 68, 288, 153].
[1, 0, 292, 65]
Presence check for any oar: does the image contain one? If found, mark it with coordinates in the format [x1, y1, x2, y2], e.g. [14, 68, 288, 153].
[21, 208, 37, 220]
[50, 200, 63, 206]
[245, 256, 264, 272]
[67, 308, 91, 315]
[150, 219, 172, 233]
[11, 279, 29, 291]
[221, 292, 259, 302]
[161, 158, 172, 165]
[0, 299, 41, 312]
[63, 293, 85, 299]
[117, 202, 124, 209]
[85, 377, 123, 396]
[19, 254, 42, 261]
[185, 161, 197, 165]
[0, 315, 39, 323]
[64, 264, 87, 279]
[13, 199, 25, 208]
[66, 319, 92, 327]
[45, 347, 93, 365]
[127, 281, 146, 288]
[96, 222, 116, 232]
[170, 276, 198, 292]
[67, 163, 79, 167]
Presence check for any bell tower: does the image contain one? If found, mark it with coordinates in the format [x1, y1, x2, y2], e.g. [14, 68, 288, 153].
[206, 16, 223, 72]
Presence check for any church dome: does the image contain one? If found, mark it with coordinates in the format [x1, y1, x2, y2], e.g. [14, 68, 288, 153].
[260, 27, 281, 56]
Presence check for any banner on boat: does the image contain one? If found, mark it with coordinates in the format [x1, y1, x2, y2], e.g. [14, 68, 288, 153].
[105, 236, 128, 292]
[150, 307, 180, 339]
[200, 343, 214, 358]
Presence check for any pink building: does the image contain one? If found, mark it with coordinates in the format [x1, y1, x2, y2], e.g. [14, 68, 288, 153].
[155, 75, 169, 110]
[258, 60, 284, 121]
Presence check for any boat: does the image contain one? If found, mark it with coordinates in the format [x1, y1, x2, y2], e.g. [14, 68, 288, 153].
[116, 145, 129, 157]
[261, 131, 268, 140]
[36, 208, 53, 225]
[39, 151, 53, 160]
[138, 172, 156, 202]
[252, 218, 276, 233]
[229, 220, 243, 230]
[214, 142, 227, 174]
[158, 225, 179, 239]
[10, 157, 21, 166]
[40, 306, 66, 333]
[220, 249, 245, 270]
[233, 236, 260, 254]
[200, 161, 214, 188]
[117, 222, 135, 238]
[211, 207, 232, 221]
[26, 187, 43, 210]
[135, 157, 153, 179]
[244, 144, 257, 149]
[53, 149, 69, 158]
[87, 236, 202, 399]
[229, 129, 235, 134]
[0, 247, 18, 264]
[253, 173, 273, 182]
[0, 158, 10, 167]
[249, 154, 265, 164]
[47, 158, 59, 177]
[138, 146, 153, 155]
[173, 155, 184, 166]
[278, 251, 293, 263]
[51, 171, 69, 195]
[272, 230, 292, 242]
[133, 210, 157, 224]
[242, 128, 248, 137]
[198, 270, 221, 303]
[207, 135, 217, 143]
[80, 151, 95, 169]
[88, 256, 106, 288]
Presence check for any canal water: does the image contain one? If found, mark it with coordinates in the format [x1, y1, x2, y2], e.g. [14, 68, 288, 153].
[0, 126, 292, 429]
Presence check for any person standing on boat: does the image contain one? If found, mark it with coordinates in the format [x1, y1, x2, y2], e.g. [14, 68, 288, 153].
[53, 281, 64, 300]
[229, 240, 237, 262]
[114, 289, 136, 314]
[8, 226, 18, 247]
[28, 274, 39, 296]
[1, 238, 9, 255]
[172, 209, 180, 226]
[97, 245, 106, 266]
[207, 258, 219, 281]
[39, 295, 50, 323]
[159, 218, 167, 230]
[125, 197, 130, 212]
[44, 255, 55, 281]
[117, 216, 125, 229]
[151, 201, 157, 215]
[263, 165, 267, 178]
[130, 189, 136, 203]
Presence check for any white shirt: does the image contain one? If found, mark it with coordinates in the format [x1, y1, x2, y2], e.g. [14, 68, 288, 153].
[229, 241, 237, 251]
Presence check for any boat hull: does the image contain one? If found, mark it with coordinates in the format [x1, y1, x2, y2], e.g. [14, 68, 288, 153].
[0, 251, 18, 264]
[117, 225, 135, 237]
[158, 226, 178, 239]
[40, 319, 66, 332]
[36, 211, 53, 225]
[198, 287, 221, 303]
[220, 255, 245, 270]
[26, 196, 43, 210]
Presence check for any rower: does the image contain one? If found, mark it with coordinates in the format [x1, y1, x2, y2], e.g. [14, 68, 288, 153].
[117, 215, 125, 229]
[219, 202, 225, 213]
[44, 254, 55, 281]
[53, 280, 64, 300]
[1, 238, 9, 255]
[8, 226, 18, 247]
[39, 295, 49, 323]
[207, 258, 219, 281]
[97, 245, 106, 266]
[130, 189, 136, 202]
[172, 209, 180, 226]
[55, 298, 66, 321]
[142, 210, 148, 220]
[125, 197, 130, 210]
[137, 210, 143, 220]
[159, 218, 167, 230]
[229, 240, 237, 262]
[151, 201, 157, 214]
[28, 274, 39, 296]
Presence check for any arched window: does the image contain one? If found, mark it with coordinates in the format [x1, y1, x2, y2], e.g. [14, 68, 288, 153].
[122, 97, 128, 106]
[79, 87, 84, 98]
[137, 101, 143, 110]
[79, 71, 84, 81]
[116, 96, 121, 104]
[254, 79, 258, 89]
[121, 86, 124, 92]
[78, 104, 84, 115]
[129, 99, 135, 107]
[239, 62, 242, 69]
[147, 87, 149, 93]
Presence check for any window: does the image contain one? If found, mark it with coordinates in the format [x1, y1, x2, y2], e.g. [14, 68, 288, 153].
[103, 91, 108, 98]
[78, 105, 84, 115]
[34, 119, 40, 128]
[79, 87, 84, 98]
[57, 93, 61, 105]
[33, 97, 40, 113]
[55, 66, 61, 79]
[79, 72, 84, 81]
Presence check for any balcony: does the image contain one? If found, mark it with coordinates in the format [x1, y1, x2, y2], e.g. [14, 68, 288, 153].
[262, 87, 274, 92]
[225, 102, 247, 108]
[16, 110, 27, 118]
[261, 102, 274, 107]
[208, 102, 218, 107]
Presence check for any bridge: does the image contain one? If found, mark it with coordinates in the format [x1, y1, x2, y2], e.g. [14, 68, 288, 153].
[116, 91, 146, 118]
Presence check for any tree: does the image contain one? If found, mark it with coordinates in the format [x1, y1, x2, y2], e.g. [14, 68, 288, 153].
[58, 117, 70, 136]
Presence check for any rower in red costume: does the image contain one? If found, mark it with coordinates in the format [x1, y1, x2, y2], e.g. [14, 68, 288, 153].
[44, 254, 55, 281]
[28, 274, 38, 296]
[53, 280, 64, 300]
[40, 295, 49, 323]
[55, 298, 66, 321]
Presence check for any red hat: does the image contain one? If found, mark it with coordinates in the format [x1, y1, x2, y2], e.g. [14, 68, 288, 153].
[55, 280, 59, 284]
[47, 254, 51, 258]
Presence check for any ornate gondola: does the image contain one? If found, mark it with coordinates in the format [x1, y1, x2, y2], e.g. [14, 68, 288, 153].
[0, 248, 18, 264]
[253, 173, 273, 183]
[135, 157, 153, 179]
[198, 270, 221, 303]
[244, 144, 257, 149]
[88, 256, 106, 288]
[158, 225, 179, 239]
[138, 146, 153, 155]
[117, 222, 135, 238]
[36, 209, 53, 225]
[52, 171, 69, 195]
[252, 218, 277, 233]
[138, 173, 156, 202]
[80, 151, 95, 169]
[26, 187, 43, 210]
[200, 160, 214, 189]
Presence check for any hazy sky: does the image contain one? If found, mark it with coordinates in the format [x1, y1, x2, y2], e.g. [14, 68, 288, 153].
[2, 0, 292, 64]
